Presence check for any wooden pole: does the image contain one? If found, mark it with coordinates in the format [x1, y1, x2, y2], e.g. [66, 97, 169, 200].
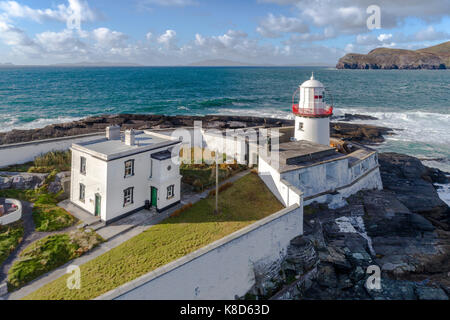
[215, 150, 219, 215]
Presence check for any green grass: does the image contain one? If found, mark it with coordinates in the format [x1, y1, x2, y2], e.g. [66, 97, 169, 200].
[24, 173, 283, 300]
[8, 230, 103, 290]
[0, 222, 24, 266]
[0, 180, 76, 232]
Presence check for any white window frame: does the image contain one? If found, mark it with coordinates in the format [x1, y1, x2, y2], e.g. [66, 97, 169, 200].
[79, 183, 86, 203]
[123, 187, 134, 207]
[80, 157, 86, 175]
[124, 160, 135, 178]
[167, 185, 175, 200]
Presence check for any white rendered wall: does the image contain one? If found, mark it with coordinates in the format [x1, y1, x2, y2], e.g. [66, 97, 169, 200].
[97, 204, 303, 300]
[295, 116, 330, 146]
[104, 147, 181, 221]
[70, 149, 108, 220]
[261, 152, 382, 209]
[0, 199, 22, 226]
[0, 133, 103, 168]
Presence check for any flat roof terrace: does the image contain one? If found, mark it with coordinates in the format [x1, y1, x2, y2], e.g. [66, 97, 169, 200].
[72, 131, 180, 161]
[262, 140, 376, 173]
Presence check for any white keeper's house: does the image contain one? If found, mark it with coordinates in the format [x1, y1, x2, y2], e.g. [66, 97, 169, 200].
[70, 126, 182, 223]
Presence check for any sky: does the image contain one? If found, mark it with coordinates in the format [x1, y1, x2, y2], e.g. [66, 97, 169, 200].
[0, 0, 449, 65]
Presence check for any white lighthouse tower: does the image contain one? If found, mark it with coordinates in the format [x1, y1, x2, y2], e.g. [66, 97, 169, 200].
[292, 73, 333, 146]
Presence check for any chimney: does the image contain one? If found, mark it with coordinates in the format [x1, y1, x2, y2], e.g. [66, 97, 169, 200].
[106, 125, 120, 140]
[125, 129, 136, 146]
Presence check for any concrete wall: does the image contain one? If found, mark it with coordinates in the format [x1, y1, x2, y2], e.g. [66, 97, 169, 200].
[97, 204, 303, 300]
[0, 133, 103, 168]
[0, 199, 22, 226]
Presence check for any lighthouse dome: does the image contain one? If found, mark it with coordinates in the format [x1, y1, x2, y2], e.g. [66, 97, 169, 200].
[300, 73, 324, 88]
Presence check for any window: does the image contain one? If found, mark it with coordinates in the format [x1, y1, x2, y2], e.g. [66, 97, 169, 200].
[149, 159, 153, 178]
[80, 157, 86, 175]
[298, 122, 304, 131]
[124, 160, 135, 178]
[123, 187, 134, 207]
[79, 183, 86, 203]
[167, 185, 175, 199]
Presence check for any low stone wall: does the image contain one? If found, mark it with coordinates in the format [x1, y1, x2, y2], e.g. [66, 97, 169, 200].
[97, 204, 303, 300]
[0, 133, 103, 168]
[0, 199, 22, 225]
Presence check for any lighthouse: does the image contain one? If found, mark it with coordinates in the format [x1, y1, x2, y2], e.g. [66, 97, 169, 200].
[292, 73, 333, 146]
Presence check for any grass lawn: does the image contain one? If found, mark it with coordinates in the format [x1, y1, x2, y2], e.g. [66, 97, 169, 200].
[0, 222, 24, 266]
[24, 173, 283, 300]
[8, 229, 104, 290]
[0, 187, 76, 232]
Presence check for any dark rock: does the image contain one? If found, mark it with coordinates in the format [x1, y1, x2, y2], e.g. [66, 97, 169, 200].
[333, 113, 379, 122]
[379, 153, 450, 230]
[415, 286, 449, 300]
[331, 122, 393, 144]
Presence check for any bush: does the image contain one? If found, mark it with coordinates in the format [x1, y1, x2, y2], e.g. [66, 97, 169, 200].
[170, 203, 193, 218]
[33, 151, 71, 172]
[208, 182, 234, 197]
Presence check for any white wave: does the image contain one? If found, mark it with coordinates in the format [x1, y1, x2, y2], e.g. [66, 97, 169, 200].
[435, 183, 450, 207]
[0, 116, 82, 133]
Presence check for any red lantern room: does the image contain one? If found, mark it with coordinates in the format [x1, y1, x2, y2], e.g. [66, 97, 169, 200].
[292, 73, 333, 118]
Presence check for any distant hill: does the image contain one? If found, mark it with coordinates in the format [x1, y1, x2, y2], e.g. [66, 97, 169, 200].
[187, 59, 273, 67]
[50, 61, 143, 67]
[336, 41, 450, 70]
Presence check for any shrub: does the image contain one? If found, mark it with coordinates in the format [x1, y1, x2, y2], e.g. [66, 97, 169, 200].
[208, 182, 233, 197]
[170, 203, 193, 218]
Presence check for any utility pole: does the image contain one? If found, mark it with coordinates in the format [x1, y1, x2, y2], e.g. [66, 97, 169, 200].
[214, 150, 219, 215]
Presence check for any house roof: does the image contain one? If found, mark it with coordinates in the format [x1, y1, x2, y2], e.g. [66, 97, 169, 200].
[151, 150, 172, 160]
[71, 130, 180, 161]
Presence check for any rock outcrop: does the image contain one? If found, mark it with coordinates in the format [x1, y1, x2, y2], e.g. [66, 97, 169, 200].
[0, 114, 392, 146]
[0, 173, 48, 190]
[336, 41, 450, 70]
[246, 152, 450, 300]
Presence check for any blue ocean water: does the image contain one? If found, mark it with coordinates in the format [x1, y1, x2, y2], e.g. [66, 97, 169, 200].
[0, 67, 449, 171]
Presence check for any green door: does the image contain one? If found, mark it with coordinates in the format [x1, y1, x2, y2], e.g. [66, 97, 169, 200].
[95, 194, 101, 217]
[151, 187, 158, 208]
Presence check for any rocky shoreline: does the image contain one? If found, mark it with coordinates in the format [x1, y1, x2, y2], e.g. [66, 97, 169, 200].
[246, 153, 450, 300]
[0, 113, 393, 146]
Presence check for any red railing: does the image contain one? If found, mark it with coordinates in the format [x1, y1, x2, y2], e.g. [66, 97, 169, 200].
[292, 104, 333, 117]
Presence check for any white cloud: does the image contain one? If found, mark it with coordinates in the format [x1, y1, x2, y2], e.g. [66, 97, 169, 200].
[157, 29, 177, 49]
[0, 0, 96, 24]
[377, 34, 392, 42]
[257, 13, 308, 38]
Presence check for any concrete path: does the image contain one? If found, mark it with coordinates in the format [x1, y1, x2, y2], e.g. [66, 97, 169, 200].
[4, 169, 251, 300]
[58, 200, 100, 226]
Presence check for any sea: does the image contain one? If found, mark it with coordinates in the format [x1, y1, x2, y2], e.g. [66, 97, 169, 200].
[0, 66, 449, 186]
